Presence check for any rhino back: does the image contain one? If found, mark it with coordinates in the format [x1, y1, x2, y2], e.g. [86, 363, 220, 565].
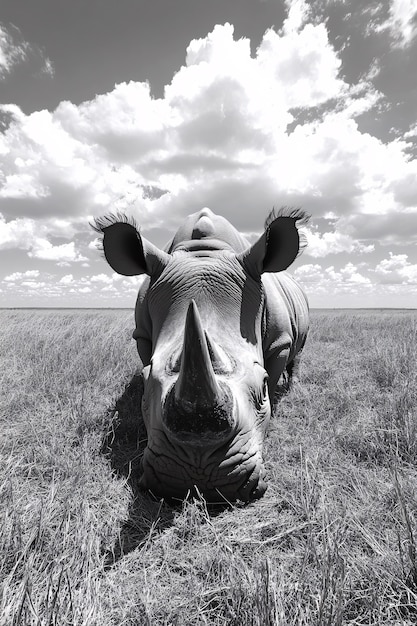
[166, 209, 250, 253]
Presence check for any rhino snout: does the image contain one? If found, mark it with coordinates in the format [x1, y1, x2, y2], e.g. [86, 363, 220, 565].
[163, 381, 235, 443]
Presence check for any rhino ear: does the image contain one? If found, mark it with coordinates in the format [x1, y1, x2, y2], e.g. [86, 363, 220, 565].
[237, 208, 309, 277]
[92, 215, 170, 277]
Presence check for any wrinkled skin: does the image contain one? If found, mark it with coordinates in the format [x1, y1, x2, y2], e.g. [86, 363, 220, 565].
[95, 208, 309, 502]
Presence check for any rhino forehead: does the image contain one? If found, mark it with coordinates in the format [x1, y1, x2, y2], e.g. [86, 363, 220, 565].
[148, 254, 264, 332]
[151, 254, 254, 305]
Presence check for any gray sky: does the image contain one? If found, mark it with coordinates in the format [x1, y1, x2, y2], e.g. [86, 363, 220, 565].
[1, 0, 417, 307]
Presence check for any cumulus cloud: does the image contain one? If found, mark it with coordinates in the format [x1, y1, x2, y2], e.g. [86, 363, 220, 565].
[291, 253, 417, 301]
[0, 213, 87, 263]
[293, 251, 417, 307]
[294, 261, 372, 297]
[405, 122, 417, 138]
[29, 241, 87, 263]
[90, 273, 113, 283]
[375, 252, 417, 283]
[283, 0, 311, 34]
[59, 274, 73, 284]
[0, 19, 391, 237]
[257, 25, 344, 110]
[0, 16, 416, 307]
[304, 226, 374, 257]
[376, 251, 409, 273]
[292, 263, 323, 282]
[339, 262, 372, 284]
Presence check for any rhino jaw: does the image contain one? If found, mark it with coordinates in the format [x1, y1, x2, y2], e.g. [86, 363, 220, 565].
[139, 430, 267, 503]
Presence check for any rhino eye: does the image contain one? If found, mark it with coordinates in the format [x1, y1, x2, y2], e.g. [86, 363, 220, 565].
[166, 351, 182, 374]
[253, 376, 269, 410]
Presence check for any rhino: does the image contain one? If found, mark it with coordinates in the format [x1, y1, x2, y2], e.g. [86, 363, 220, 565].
[93, 207, 309, 502]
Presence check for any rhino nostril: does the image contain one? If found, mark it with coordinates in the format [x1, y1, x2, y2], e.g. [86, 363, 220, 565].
[163, 381, 234, 440]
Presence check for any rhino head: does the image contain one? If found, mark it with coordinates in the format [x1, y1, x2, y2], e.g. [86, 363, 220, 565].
[94, 208, 306, 502]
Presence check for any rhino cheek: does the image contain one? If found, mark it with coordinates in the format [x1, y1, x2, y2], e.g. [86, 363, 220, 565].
[141, 376, 167, 435]
[229, 380, 271, 438]
[237, 463, 267, 501]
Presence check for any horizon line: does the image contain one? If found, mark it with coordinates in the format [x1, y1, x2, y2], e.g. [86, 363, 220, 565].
[1, 307, 417, 311]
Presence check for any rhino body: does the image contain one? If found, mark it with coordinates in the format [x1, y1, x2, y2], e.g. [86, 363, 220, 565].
[95, 208, 309, 502]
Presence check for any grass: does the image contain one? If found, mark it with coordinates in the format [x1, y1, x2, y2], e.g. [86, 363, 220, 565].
[1, 308, 417, 625]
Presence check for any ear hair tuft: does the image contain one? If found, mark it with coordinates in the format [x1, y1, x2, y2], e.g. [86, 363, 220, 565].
[264, 206, 310, 229]
[90, 212, 140, 234]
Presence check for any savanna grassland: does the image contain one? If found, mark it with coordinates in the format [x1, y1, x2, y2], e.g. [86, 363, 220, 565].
[1, 308, 417, 625]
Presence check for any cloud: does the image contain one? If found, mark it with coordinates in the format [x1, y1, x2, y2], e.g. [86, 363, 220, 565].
[294, 261, 372, 297]
[0, 23, 28, 76]
[283, 0, 311, 34]
[385, 0, 417, 47]
[59, 274, 73, 284]
[257, 25, 345, 110]
[0, 20, 379, 226]
[362, 0, 417, 47]
[292, 263, 322, 282]
[21, 280, 46, 289]
[0, 16, 415, 293]
[375, 252, 417, 283]
[339, 262, 372, 284]
[291, 253, 417, 295]
[337, 207, 417, 247]
[0, 213, 86, 263]
[28, 241, 87, 263]
[90, 273, 113, 283]
[304, 226, 375, 257]
[376, 251, 409, 273]
[1, 269, 143, 306]
[365, 0, 417, 47]
[0, 23, 54, 79]
[405, 122, 417, 138]
[4, 269, 40, 282]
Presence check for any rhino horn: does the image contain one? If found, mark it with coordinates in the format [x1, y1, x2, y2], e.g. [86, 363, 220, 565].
[204, 331, 230, 373]
[175, 300, 222, 409]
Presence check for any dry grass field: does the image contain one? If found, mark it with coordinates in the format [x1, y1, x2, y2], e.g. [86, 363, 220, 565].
[1, 308, 417, 625]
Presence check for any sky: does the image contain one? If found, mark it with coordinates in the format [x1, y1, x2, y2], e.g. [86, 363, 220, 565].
[1, 0, 417, 308]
